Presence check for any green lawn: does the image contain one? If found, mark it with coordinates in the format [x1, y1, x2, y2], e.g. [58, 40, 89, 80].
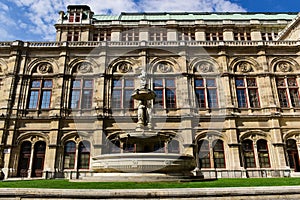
[0, 178, 300, 189]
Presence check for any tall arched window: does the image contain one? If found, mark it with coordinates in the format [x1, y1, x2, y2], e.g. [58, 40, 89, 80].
[286, 139, 300, 172]
[63, 141, 76, 169]
[78, 141, 91, 169]
[213, 140, 226, 168]
[18, 141, 32, 177]
[242, 139, 256, 168]
[257, 139, 270, 168]
[32, 141, 46, 177]
[198, 140, 210, 168]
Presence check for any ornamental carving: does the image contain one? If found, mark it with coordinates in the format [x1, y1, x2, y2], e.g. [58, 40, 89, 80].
[196, 61, 213, 73]
[117, 62, 132, 73]
[77, 62, 92, 73]
[157, 62, 172, 73]
[276, 61, 292, 72]
[237, 61, 253, 73]
[37, 63, 53, 74]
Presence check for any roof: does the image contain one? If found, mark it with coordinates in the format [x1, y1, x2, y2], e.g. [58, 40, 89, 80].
[93, 12, 298, 21]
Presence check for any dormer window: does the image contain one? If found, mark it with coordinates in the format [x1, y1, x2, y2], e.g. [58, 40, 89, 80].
[69, 12, 81, 22]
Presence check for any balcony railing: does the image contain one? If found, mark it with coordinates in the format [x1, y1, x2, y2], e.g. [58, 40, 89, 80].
[1, 40, 299, 48]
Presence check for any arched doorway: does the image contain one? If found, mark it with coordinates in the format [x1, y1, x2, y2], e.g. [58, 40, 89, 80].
[17, 141, 31, 177]
[31, 141, 46, 177]
[287, 139, 300, 172]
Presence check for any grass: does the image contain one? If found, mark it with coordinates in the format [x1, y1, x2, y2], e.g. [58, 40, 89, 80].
[0, 178, 300, 189]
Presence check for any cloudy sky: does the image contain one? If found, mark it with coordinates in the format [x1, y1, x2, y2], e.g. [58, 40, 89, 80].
[0, 0, 299, 41]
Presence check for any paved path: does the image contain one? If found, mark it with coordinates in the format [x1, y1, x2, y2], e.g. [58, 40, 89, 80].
[0, 186, 300, 199]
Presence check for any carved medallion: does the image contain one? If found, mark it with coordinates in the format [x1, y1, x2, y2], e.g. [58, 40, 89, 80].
[118, 62, 132, 73]
[277, 61, 291, 72]
[196, 61, 213, 73]
[238, 61, 253, 73]
[37, 63, 52, 74]
[77, 62, 92, 73]
[157, 62, 172, 73]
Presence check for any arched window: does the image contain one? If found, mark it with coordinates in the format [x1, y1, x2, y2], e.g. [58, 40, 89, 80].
[78, 141, 91, 169]
[242, 139, 256, 168]
[257, 139, 270, 168]
[198, 140, 210, 168]
[63, 141, 76, 169]
[286, 139, 300, 172]
[213, 140, 226, 168]
[18, 141, 32, 177]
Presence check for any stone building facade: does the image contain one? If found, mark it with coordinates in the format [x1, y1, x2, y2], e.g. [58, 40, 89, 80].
[0, 5, 300, 179]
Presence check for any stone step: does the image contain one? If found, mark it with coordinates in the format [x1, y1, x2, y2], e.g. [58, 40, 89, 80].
[71, 172, 205, 182]
[290, 172, 300, 177]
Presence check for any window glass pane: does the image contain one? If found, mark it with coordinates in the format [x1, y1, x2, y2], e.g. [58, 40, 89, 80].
[195, 89, 205, 108]
[247, 79, 256, 87]
[43, 80, 53, 88]
[70, 90, 80, 109]
[166, 89, 176, 108]
[82, 90, 93, 109]
[287, 78, 297, 87]
[112, 90, 122, 108]
[124, 90, 134, 108]
[28, 91, 39, 109]
[290, 89, 300, 107]
[278, 89, 288, 107]
[72, 80, 81, 88]
[208, 89, 218, 108]
[235, 79, 244, 87]
[41, 91, 51, 109]
[237, 89, 247, 107]
[248, 89, 259, 107]
[276, 79, 285, 87]
[84, 80, 93, 88]
[31, 81, 41, 88]
[125, 79, 134, 87]
[166, 79, 175, 87]
[113, 79, 122, 87]
[154, 79, 163, 88]
[195, 79, 204, 87]
[206, 79, 216, 87]
[154, 90, 163, 107]
[198, 140, 210, 168]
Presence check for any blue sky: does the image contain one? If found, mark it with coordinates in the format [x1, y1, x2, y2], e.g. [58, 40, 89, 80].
[0, 0, 299, 41]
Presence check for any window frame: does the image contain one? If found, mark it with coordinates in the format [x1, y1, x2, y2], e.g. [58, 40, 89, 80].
[111, 77, 135, 109]
[70, 78, 94, 110]
[257, 139, 271, 168]
[242, 139, 256, 168]
[235, 77, 260, 108]
[153, 77, 177, 109]
[194, 77, 219, 109]
[27, 79, 53, 110]
[276, 77, 300, 108]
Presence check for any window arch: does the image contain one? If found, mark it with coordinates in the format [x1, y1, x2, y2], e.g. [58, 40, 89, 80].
[257, 139, 270, 168]
[197, 139, 226, 169]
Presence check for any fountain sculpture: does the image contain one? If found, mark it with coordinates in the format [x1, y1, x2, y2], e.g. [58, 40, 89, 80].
[91, 69, 196, 180]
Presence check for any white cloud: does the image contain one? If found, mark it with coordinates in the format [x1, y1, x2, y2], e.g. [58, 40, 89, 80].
[6, 0, 246, 41]
[138, 0, 245, 12]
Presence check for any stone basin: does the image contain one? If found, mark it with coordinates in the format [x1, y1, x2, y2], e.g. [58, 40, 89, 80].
[92, 153, 196, 174]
